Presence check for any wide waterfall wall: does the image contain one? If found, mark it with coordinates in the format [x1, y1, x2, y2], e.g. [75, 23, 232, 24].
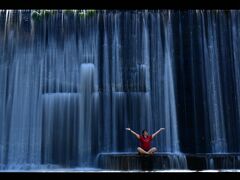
[0, 10, 240, 170]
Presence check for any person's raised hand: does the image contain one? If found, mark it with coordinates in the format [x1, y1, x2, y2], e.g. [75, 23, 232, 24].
[126, 128, 131, 131]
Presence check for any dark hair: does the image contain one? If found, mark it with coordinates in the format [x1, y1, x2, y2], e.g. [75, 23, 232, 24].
[142, 129, 148, 135]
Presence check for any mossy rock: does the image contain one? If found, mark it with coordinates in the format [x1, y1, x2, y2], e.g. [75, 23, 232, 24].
[31, 10, 97, 21]
[31, 11, 42, 21]
[87, 10, 96, 16]
[63, 10, 75, 15]
[43, 10, 51, 17]
[78, 12, 87, 17]
[78, 10, 96, 18]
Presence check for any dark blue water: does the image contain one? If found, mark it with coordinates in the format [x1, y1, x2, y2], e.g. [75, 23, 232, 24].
[0, 10, 240, 170]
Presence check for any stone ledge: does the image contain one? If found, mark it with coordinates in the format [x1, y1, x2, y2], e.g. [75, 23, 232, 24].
[97, 152, 240, 170]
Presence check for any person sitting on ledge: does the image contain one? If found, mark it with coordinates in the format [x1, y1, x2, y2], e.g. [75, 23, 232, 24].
[126, 127, 165, 155]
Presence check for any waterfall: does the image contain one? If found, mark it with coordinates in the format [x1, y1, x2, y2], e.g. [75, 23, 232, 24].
[0, 10, 240, 170]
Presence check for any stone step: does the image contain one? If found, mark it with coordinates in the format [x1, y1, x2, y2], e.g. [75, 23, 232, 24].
[96, 152, 240, 170]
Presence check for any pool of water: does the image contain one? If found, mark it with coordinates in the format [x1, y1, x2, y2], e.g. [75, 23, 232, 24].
[1, 168, 240, 172]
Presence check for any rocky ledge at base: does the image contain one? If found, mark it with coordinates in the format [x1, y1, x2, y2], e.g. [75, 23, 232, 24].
[96, 152, 240, 171]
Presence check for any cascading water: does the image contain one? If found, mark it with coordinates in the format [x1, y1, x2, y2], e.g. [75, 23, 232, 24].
[0, 10, 240, 171]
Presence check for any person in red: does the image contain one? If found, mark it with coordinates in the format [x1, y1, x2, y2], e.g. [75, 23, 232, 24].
[126, 128, 165, 155]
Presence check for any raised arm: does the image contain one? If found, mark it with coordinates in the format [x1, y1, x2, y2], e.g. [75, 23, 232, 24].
[152, 128, 165, 139]
[126, 128, 140, 139]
